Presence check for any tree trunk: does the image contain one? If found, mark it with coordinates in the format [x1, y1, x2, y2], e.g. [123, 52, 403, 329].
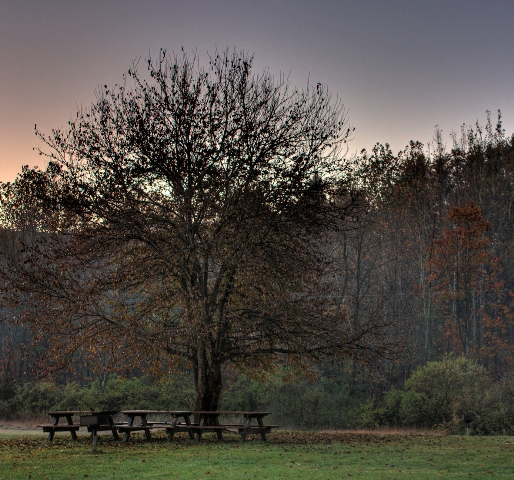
[192, 341, 223, 411]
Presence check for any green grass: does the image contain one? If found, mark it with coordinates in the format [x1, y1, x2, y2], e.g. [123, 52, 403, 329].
[0, 430, 513, 479]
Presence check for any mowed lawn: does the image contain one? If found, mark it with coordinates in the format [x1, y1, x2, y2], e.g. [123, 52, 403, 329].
[1, 430, 513, 479]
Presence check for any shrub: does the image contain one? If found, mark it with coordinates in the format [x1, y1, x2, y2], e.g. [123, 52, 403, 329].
[403, 356, 491, 430]
[477, 375, 514, 434]
[10, 382, 60, 418]
[362, 356, 494, 431]
[220, 369, 365, 429]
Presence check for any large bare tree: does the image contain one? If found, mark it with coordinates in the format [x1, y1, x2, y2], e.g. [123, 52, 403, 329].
[1, 49, 398, 410]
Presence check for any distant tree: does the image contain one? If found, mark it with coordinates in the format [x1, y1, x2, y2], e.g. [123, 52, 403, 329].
[0, 49, 398, 410]
[429, 201, 514, 373]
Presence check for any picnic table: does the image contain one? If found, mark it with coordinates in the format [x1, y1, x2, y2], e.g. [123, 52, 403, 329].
[191, 411, 276, 442]
[38, 409, 277, 445]
[79, 411, 120, 450]
[235, 411, 276, 442]
[38, 411, 81, 441]
[119, 410, 194, 442]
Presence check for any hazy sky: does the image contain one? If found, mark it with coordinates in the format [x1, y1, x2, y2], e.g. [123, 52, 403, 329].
[1, 0, 514, 182]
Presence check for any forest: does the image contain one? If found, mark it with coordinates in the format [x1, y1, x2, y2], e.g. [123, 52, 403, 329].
[1, 50, 514, 433]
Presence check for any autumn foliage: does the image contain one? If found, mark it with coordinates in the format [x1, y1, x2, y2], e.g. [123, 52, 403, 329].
[427, 202, 514, 375]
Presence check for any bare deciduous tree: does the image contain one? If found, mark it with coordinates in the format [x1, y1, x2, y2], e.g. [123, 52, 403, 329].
[1, 49, 398, 410]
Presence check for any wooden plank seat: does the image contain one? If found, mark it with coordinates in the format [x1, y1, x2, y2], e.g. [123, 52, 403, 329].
[167, 425, 227, 433]
[37, 424, 80, 441]
[38, 424, 81, 431]
[182, 411, 278, 442]
[37, 423, 80, 432]
[162, 423, 197, 441]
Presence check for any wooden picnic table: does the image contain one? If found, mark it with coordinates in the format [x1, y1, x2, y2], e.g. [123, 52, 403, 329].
[39, 409, 277, 445]
[237, 411, 276, 442]
[38, 411, 82, 441]
[79, 411, 120, 450]
[119, 410, 194, 442]
[191, 411, 276, 442]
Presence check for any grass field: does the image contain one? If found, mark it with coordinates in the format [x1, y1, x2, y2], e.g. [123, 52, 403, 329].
[0, 429, 513, 479]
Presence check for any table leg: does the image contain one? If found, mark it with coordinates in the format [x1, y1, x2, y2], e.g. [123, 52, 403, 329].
[123, 415, 133, 442]
[195, 418, 204, 443]
[141, 414, 151, 441]
[108, 415, 120, 440]
[167, 416, 177, 442]
[184, 414, 194, 440]
[240, 417, 251, 443]
[257, 417, 267, 441]
[47, 416, 59, 441]
[65, 414, 78, 440]
[213, 415, 223, 440]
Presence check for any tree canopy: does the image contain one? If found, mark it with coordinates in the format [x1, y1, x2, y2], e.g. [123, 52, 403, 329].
[0, 49, 399, 410]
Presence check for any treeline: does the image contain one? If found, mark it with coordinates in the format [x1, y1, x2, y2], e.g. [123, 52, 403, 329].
[1, 111, 514, 431]
[335, 111, 514, 386]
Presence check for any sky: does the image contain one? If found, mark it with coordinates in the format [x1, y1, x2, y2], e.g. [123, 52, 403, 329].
[1, 0, 514, 183]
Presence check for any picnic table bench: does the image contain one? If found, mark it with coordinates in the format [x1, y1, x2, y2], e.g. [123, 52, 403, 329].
[38, 411, 81, 441]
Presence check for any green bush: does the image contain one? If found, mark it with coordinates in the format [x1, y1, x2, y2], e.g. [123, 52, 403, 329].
[0, 374, 197, 419]
[477, 375, 514, 434]
[220, 369, 365, 429]
[404, 356, 491, 428]
[361, 356, 495, 432]
[158, 374, 196, 410]
[53, 382, 97, 411]
[10, 382, 60, 418]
